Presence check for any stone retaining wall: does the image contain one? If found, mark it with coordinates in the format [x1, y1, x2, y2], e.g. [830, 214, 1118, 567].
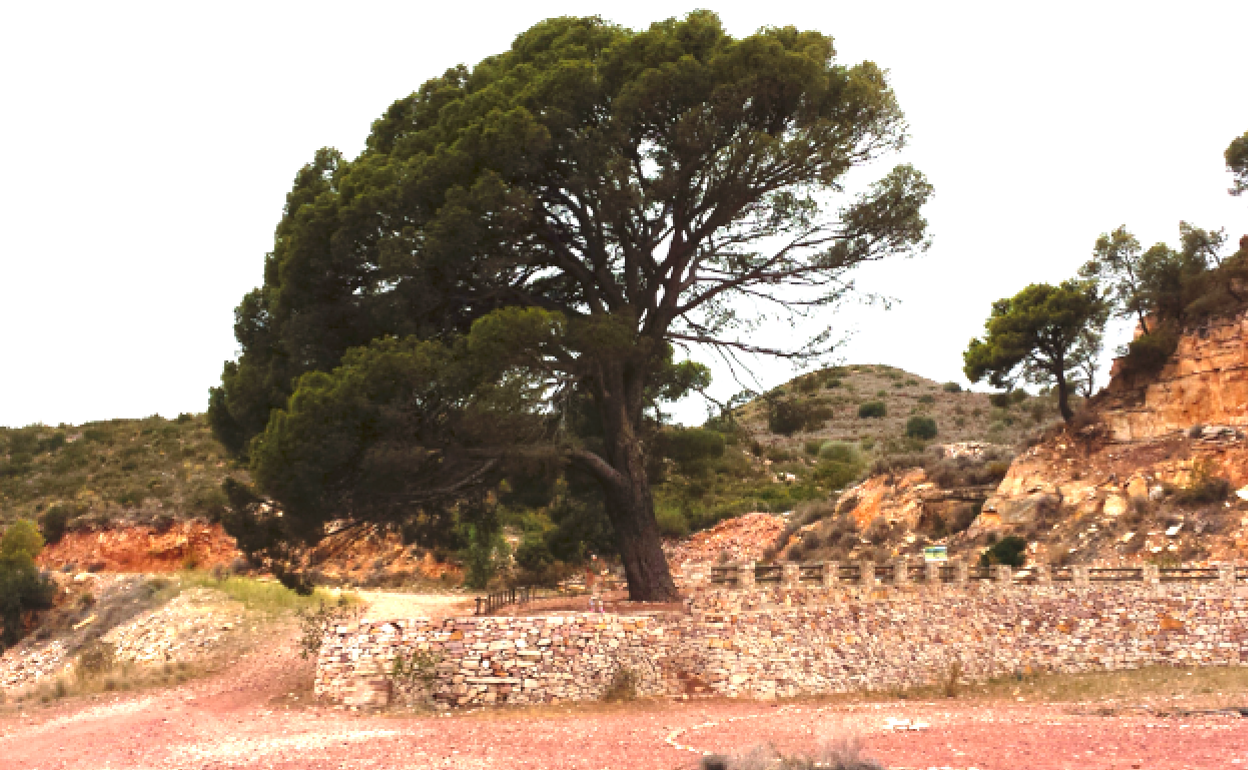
[316, 576, 1248, 709]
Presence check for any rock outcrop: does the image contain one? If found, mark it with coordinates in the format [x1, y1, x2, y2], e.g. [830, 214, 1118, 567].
[1100, 312, 1248, 441]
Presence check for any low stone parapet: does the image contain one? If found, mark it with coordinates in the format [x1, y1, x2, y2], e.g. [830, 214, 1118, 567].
[316, 575, 1248, 709]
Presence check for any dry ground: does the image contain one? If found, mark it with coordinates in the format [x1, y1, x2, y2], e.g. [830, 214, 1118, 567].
[3, 613, 1248, 770]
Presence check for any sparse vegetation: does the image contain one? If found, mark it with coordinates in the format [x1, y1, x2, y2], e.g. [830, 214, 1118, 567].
[857, 401, 887, 419]
[0, 414, 242, 531]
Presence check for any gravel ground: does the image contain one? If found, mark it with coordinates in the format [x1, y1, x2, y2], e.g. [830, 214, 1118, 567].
[4, 622, 1248, 770]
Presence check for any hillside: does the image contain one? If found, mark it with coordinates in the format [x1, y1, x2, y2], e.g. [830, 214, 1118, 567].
[736, 363, 1057, 452]
[0, 415, 239, 532]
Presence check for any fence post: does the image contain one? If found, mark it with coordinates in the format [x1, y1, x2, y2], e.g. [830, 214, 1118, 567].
[1034, 564, 1051, 585]
[925, 561, 941, 585]
[858, 561, 875, 588]
[952, 561, 969, 584]
[993, 564, 1013, 585]
[738, 561, 756, 591]
[1071, 565, 1090, 587]
[1219, 563, 1237, 588]
[781, 563, 801, 589]
[893, 561, 909, 586]
[682, 561, 711, 590]
[822, 561, 840, 589]
[1141, 564, 1160, 584]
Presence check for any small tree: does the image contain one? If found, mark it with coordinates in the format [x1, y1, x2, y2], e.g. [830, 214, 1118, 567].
[0, 521, 54, 648]
[963, 280, 1107, 423]
[905, 415, 937, 440]
[1227, 130, 1248, 197]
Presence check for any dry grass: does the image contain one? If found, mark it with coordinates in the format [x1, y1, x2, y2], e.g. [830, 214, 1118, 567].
[179, 572, 357, 614]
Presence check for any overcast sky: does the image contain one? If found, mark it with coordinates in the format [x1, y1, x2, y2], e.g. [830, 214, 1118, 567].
[2, 1, 1245, 429]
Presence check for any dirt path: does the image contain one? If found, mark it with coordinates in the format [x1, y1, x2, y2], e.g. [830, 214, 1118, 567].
[3, 618, 1247, 770]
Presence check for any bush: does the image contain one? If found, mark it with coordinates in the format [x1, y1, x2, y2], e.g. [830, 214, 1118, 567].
[602, 666, 639, 703]
[654, 505, 690, 538]
[818, 442, 859, 463]
[514, 532, 555, 572]
[0, 521, 55, 649]
[767, 398, 809, 435]
[659, 428, 726, 471]
[1173, 460, 1231, 505]
[1122, 325, 1180, 377]
[857, 401, 886, 419]
[942, 382, 962, 393]
[38, 503, 75, 544]
[803, 439, 823, 456]
[980, 534, 1027, 567]
[905, 416, 938, 440]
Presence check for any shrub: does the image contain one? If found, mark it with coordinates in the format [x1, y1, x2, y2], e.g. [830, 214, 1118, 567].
[0, 521, 55, 649]
[188, 485, 230, 520]
[980, 534, 1027, 567]
[1122, 325, 1180, 377]
[515, 531, 555, 572]
[654, 505, 690, 538]
[659, 428, 726, 472]
[602, 666, 639, 702]
[818, 442, 859, 463]
[917, 394, 934, 405]
[767, 398, 809, 435]
[1174, 460, 1231, 505]
[857, 401, 887, 419]
[38, 503, 75, 544]
[942, 382, 962, 393]
[803, 439, 823, 456]
[905, 416, 938, 440]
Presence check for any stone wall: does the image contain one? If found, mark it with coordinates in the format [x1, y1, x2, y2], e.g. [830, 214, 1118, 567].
[316, 566, 1248, 709]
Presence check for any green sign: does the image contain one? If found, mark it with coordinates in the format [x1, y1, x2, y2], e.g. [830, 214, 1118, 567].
[923, 545, 948, 563]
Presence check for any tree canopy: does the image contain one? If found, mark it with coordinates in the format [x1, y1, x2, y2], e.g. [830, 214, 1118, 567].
[209, 12, 932, 599]
[0, 520, 53, 649]
[1227, 130, 1248, 197]
[963, 280, 1107, 422]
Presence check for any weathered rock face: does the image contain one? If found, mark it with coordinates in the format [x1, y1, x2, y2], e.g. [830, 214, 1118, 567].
[1101, 311, 1248, 441]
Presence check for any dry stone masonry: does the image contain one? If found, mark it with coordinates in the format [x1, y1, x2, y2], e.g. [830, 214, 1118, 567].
[316, 561, 1248, 709]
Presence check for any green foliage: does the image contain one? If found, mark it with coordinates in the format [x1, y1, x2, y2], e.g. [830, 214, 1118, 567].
[460, 521, 508, 590]
[1122, 323, 1180, 376]
[905, 416, 938, 440]
[657, 428, 726, 474]
[980, 535, 1027, 567]
[942, 382, 962, 393]
[1173, 459, 1231, 505]
[205, 11, 932, 599]
[514, 531, 556, 573]
[0, 521, 55, 649]
[766, 396, 833, 436]
[857, 401, 887, 418]
[295, 596, 363, 659]
[654, 504, 691, 538]
[37, 503, 75, 544]
[812, 442, 864, 489]
[0, 415, 234, 530]
[1227, 130, 1248, 197]
[963, 280, 1107, 422]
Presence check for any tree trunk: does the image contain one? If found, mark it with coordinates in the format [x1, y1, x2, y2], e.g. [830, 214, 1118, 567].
[579, 358, 678, 602]
[1055, 368, 1073, 423]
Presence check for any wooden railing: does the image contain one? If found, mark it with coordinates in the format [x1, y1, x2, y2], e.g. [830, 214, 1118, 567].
[697, 561, 1236, 588]
[475, 586, 533, 616]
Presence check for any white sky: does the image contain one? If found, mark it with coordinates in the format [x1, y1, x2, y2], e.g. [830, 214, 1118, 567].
[1, 1, 1245, 429]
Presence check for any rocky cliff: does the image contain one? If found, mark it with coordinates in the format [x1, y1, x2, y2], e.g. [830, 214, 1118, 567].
[976, 308, 1248, 566]
[1100, 312, 1248, 441]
